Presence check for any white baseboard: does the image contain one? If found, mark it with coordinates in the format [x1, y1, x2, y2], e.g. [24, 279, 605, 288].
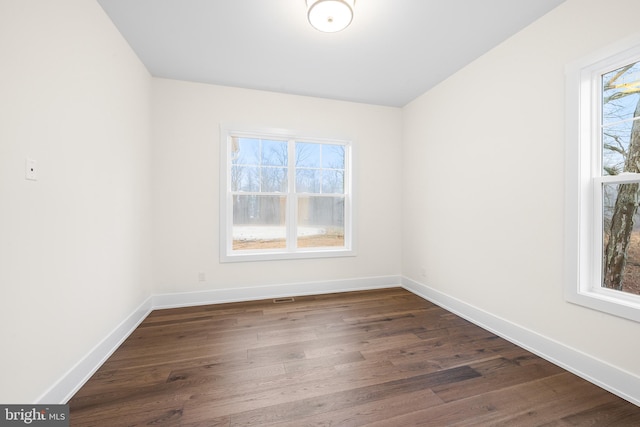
[40, 276, 400, 403]
[38, 275, 639, 408]
[153, 275, 401, 309]
[36, 296, 153, 404]
[401, 276, 640, 407]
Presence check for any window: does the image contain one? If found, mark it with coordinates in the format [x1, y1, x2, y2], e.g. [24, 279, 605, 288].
[220, 127, 354, 262]
[566, 36, 640, 322]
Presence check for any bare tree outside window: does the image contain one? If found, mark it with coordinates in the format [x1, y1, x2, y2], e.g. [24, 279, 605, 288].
[601, 61, 640, 295]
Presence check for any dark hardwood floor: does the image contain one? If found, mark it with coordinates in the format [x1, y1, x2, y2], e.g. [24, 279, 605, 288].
[68, 288, 640, 426]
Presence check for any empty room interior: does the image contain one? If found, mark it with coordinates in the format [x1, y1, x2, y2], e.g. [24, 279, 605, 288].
[3, 0, 640, 424]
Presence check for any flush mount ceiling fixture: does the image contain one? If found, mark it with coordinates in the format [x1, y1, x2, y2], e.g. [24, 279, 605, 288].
[306, 0, 355, 33]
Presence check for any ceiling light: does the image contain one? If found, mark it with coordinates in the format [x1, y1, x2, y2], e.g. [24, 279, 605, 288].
[306, 0, 355, 33]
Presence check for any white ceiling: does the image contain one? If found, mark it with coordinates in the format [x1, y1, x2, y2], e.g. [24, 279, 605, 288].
[97, 0, 565, 107]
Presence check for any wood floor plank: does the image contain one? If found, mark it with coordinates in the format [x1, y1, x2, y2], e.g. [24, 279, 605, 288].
[283, 351, 365, 373]
[559, 400, 640, 426]
[223, 366, 480, 427]
[70, 365, 173, 397]
[363, 373, 605, 427]
[181, 353, 450, 420]
[271, 388, 444, 427]
[68, 288, 640, 426]
[453, 373, 635, 427]
[431, 355, 565, 403]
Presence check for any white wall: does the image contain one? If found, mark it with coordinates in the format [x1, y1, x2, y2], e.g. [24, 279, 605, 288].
[403, 0, 640, 383]
[0, 0, 152, 403]
[151, 79, 403, 294]
[6, 0, 640, 405]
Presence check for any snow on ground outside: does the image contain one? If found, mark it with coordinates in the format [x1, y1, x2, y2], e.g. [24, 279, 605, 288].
[233, 226, 326, 241]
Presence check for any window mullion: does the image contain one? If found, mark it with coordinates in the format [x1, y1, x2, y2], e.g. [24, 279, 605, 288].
[287, 139, 297, 251]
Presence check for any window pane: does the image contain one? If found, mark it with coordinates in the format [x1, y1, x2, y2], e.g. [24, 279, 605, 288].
[231, 166, 260, 192]
[296, 169, 320, 193]
[261, 167, 287, 192]
[262, 139, 288, 166]
[322, 144, 345, 169]
[232, 138, 260, 165]
[602, 182, 640, 296]
[232, 138, 287, 167]
[233, 195, 286, 250]
[602, 120, 633, 176]
[602, 61, 640, 126]
[297, 196, 344, 248]
[231, 166, 287, 193]
[322, 170, 344, 194]
[296, 142, 321, 167]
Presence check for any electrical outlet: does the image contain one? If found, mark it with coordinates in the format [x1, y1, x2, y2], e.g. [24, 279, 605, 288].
[198, 272, 206, 282]
[25, 158, 37, 181]
[420, 268, 427, 278]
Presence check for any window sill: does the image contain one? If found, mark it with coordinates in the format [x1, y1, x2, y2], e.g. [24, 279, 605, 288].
[220, 248, 357, 263]
[565, 287, 640, 323]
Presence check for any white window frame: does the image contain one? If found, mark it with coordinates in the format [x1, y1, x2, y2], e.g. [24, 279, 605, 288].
[565, 34, 640, 323]
[219, 125, 355, 262]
